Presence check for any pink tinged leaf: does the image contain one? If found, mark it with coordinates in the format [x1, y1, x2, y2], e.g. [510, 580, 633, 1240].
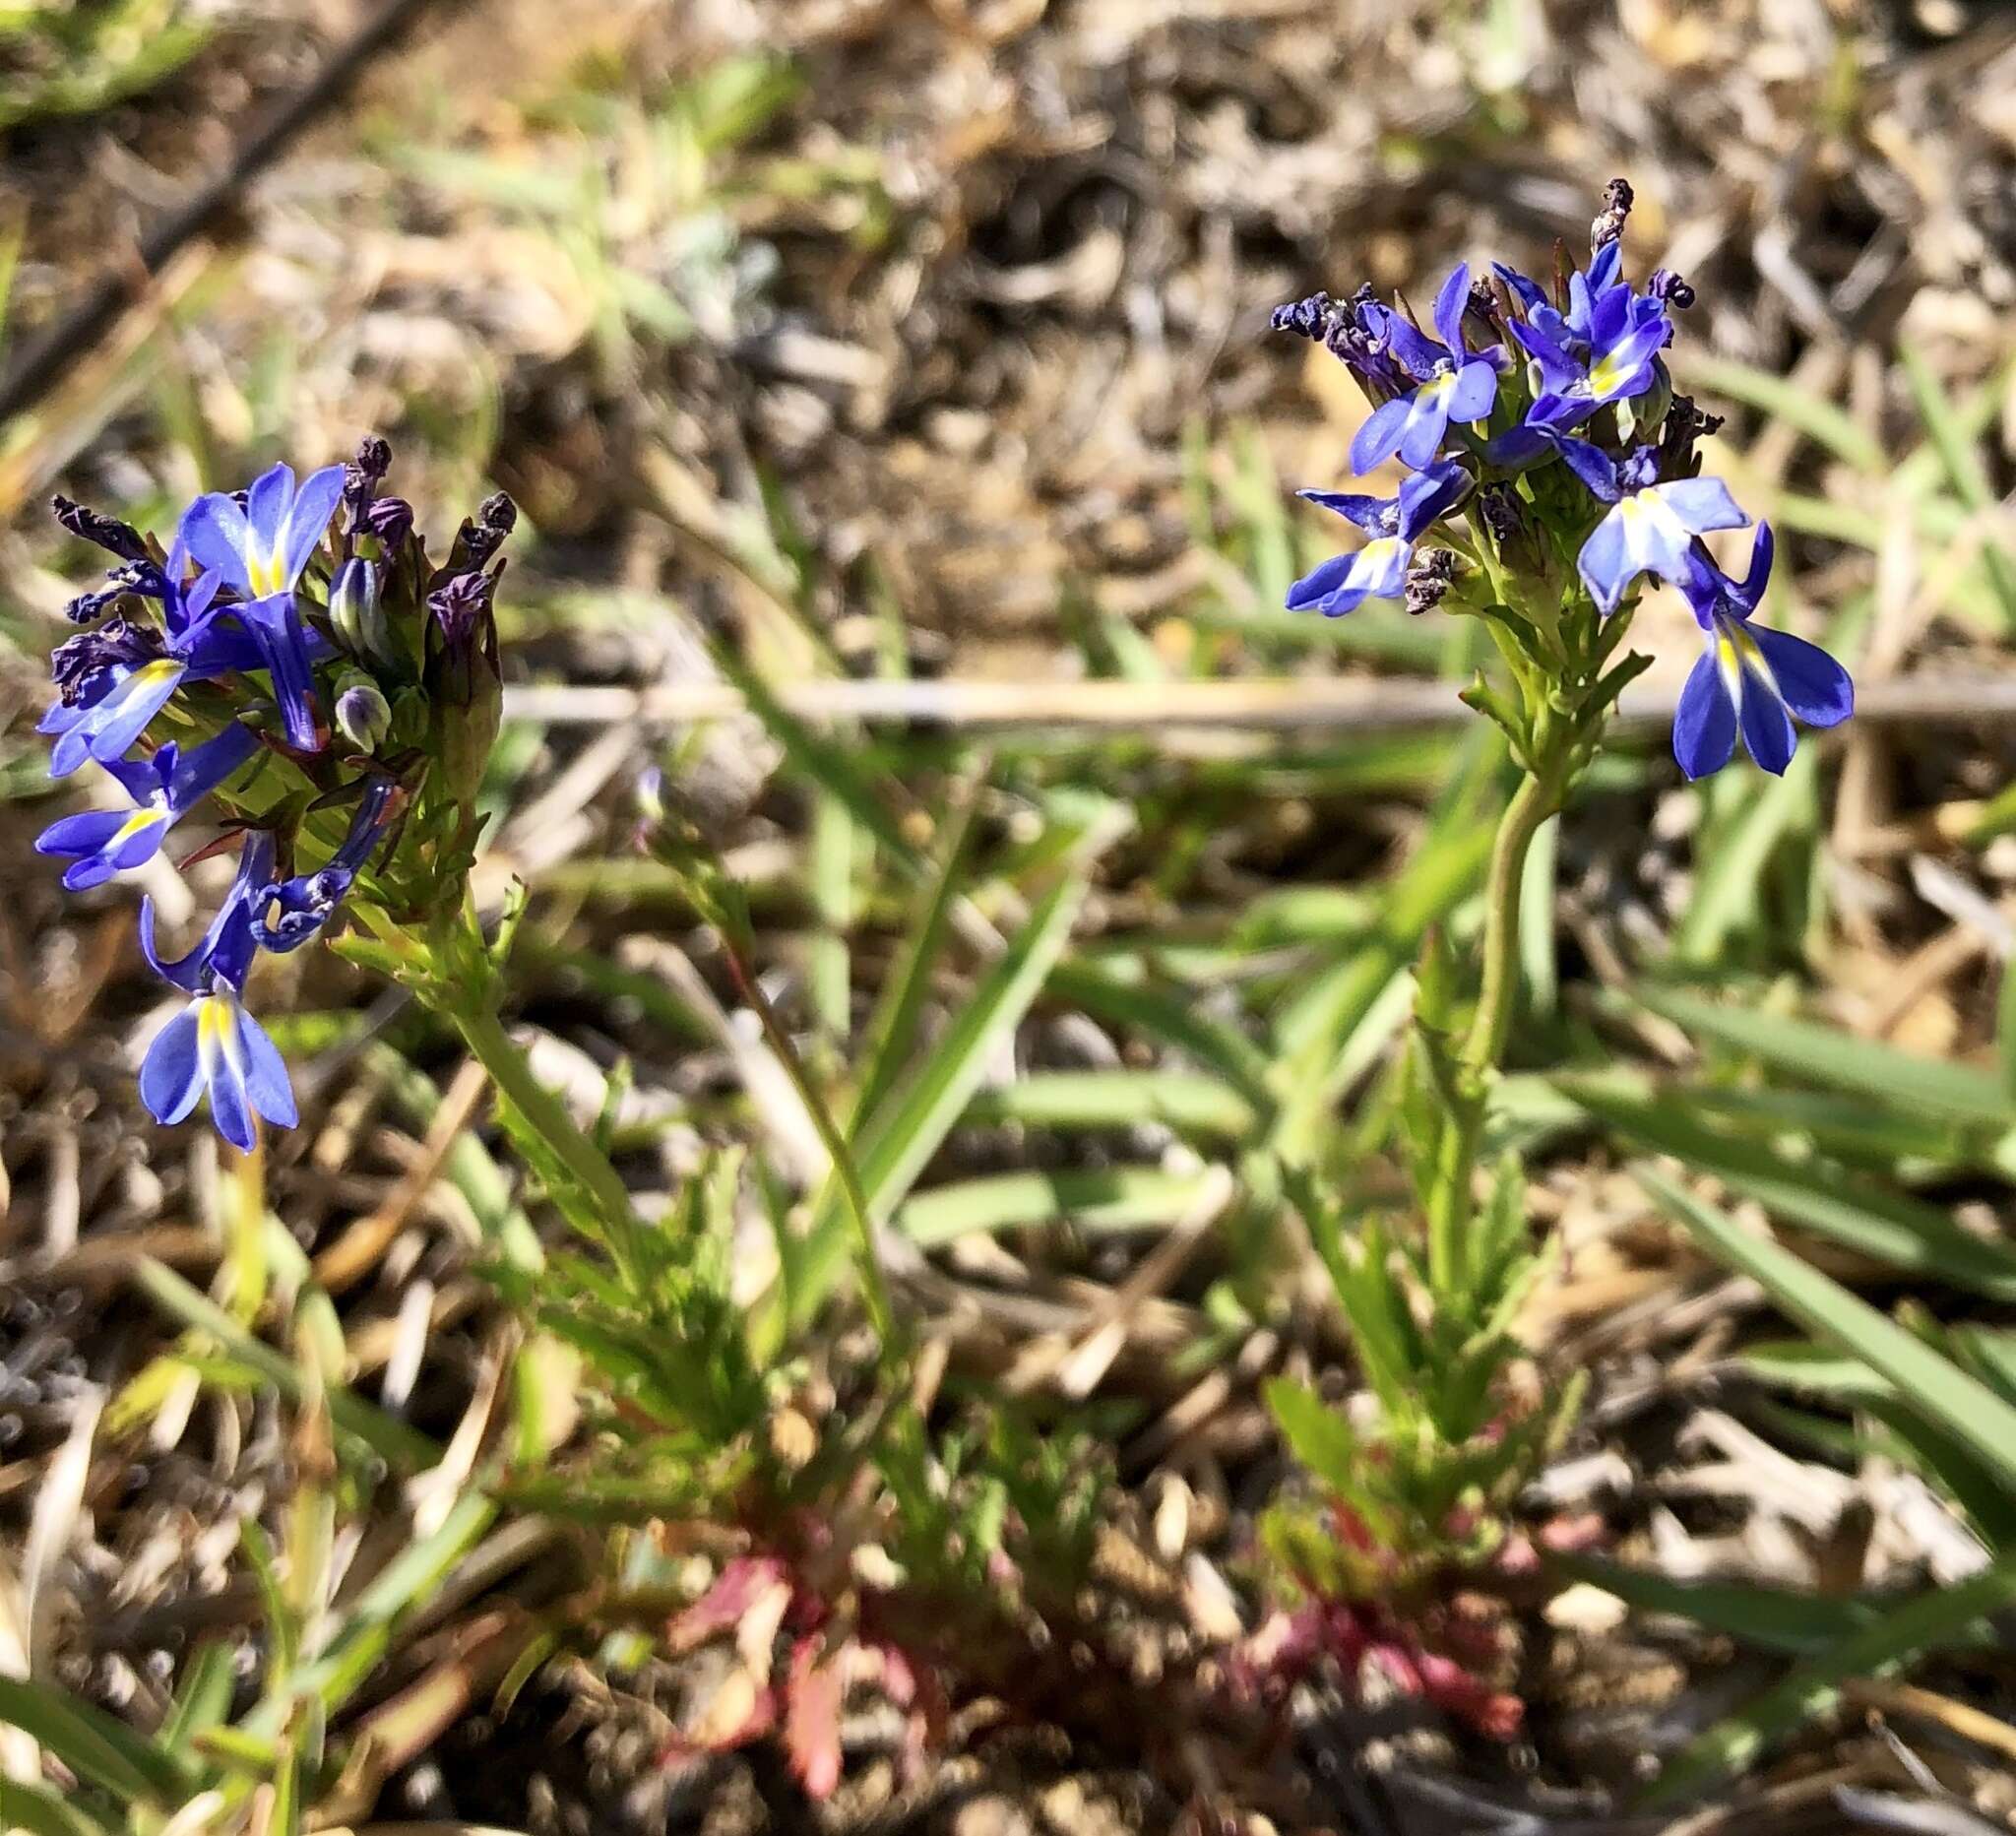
[665, 1556, 792, 1657]
[1413, 1650, 1524, 1741]
[784, 1635, 846, 1800]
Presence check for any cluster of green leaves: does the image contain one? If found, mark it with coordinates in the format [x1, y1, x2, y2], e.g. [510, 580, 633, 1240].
[0, 0, 214, 132]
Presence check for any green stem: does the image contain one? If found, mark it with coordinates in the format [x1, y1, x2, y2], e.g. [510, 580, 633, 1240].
[1425, 746, 1567, 1297]
[453, 1002, 639, 1238]
[355, 903, 637, 1239]
[1463, 766, 1561, 1076]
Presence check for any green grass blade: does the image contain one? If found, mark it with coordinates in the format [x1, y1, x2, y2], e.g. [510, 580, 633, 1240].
[1566, 1078, 2016, 1299]
[1635, 1167, 2016, 1493]
[1642, 1555, 2016, 1806]
[1048, 961, 1275, 1114]
[899, 1166, 1221, 1243]
[1546, 1553, 1884, 1657]
[1630, 985, 2011, 1126]
[791, 865, 1092, 1324]
[965, 1070, 1255, 1138]
[1898, 345, 2016, 626]
[1671, 749, 1816, 964]
[0, 1676, 192, 1804]
[0, 1778, 114, 1836]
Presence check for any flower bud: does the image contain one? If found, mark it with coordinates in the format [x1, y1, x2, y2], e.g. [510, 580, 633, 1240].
[423, 568, 503, 813]
[334, 673, 393, 752]
[330, 558, 399, 672]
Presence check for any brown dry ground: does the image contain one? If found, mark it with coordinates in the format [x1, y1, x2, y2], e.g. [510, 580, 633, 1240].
[8, 1, 2016, 1832]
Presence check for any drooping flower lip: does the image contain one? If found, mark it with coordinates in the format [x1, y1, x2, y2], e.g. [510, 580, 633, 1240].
[1670, 525, 1854, 780]
[177, 462, 346, 603]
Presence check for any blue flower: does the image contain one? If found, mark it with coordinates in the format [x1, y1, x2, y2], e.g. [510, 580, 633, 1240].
[1670, 526, 1854, 779]
[1573, 447, 1749, 614]
[34, 723, 259, 891]
[1288, 460, 1472, 617]
[256, 777, 402, 953]
[137, 831, 296, 1153]
[1349, 266, 1502, 474]
[178, 463, 346, 753]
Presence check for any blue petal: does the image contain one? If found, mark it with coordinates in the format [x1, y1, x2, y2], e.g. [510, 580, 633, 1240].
[244, 464, 295, 562]
[1298, 489, 1391, 535]
[1736, 653, 1796, 774]
[1584, 316, 1668, 403]
[1731, 523, 1775, 613]
[1509, 318, 1580, 393]
[234, 1006, 297, 1129]
[38, 699, 88, 737]
[1444, 358, 1496, 424]
[277, 466, 345, 592]
[1747, 623, 1854, 728]
[1431, 263, 1471, 353]
[140, 1004, 206, 1125]
[1482, 423, 1551, 468]
[1577, 507, 1634, 614]
[1552, 434, 1619, 501]
[205, 1028, 257, 1152]
[1652, 477, 1748, 536]
[165, 722, 258, 812]
[177, 494, 254, 597]
[1396, 460, 1471, 538]
[1382, 314, 1445, 380]
[1349, 398, 1411, 475]
[1396, 388, 1452, 470]
[78, 661, 187, 767]
[1672, 646, 1737, 780]
[1287, 551, 1358, 612]
[1587, 239, 1622, 296]
[240, 595, 325, 752]
[36, 809, 128, 859]
[1490, 262, 1548, 316]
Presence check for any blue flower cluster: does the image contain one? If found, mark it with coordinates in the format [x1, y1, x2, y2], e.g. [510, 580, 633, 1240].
[37, 441, 512, 1151]
[1273, 180, 1854, 779]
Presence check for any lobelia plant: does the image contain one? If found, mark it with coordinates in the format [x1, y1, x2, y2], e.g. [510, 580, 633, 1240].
[1245, 181, 1858, 1734]
[33, 448, 1142, 1806]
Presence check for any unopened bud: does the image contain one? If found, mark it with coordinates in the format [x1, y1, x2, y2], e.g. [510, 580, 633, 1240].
[334, 674, 393, 752]
[330, 558, 398, 671]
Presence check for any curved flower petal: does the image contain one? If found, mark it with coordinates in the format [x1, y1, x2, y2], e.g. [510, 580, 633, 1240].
[239, 595, 326, 753]
[48, 659, 186, 776]
[1431, 263, 1471, 353]
[1444, 357, 1497, 424]
[1396, 383, 1453, 471]
[1577, 507, 1634, 615]
[1735, 648, 1796, 775]
[234, 1006, 297, 1129]
[1287, 551, 1359, 612]
[35, 809, 129, 859]
[1651, 476, 1748, 536]
[1382, 314, 1445, 380]
[139, 1004, 206, 1125]
[200, 997, 258, 1153]
[1672, 646, 1737, 780]
[177, 494, 254, 598]
[1349, 398, 1411, 475]
[1583, 316, 1668, 404]
[1746, 622, 1855, 728]
[1298, 489, 1391, 534]
[276, 466, 345, 591]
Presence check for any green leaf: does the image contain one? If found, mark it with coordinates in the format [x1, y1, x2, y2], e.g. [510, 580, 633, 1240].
[1565, 1077, 2016, 1299]
[899, 1166, 1221, 1244]
[1546, 1553, 1890, 1657]
[1630, 985, 2010, 1127]
[0, 1677, 193, 1804]
[1642, 1556, 2016, 1806]
[1635, 1167, 2016, 1495]
[158, 1640, 236, 1757]
[791, 865, 1093, 1325]
[965, 1070, 1255, 1137]
[0, 1778, 114, 1836]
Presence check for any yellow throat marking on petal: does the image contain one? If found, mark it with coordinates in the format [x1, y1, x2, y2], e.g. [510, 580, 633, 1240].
[1587, 348, 1633, 398]
[245, 543, 286, 599]
[132, 658, 184, 693]
[109, 806, 167, 849]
